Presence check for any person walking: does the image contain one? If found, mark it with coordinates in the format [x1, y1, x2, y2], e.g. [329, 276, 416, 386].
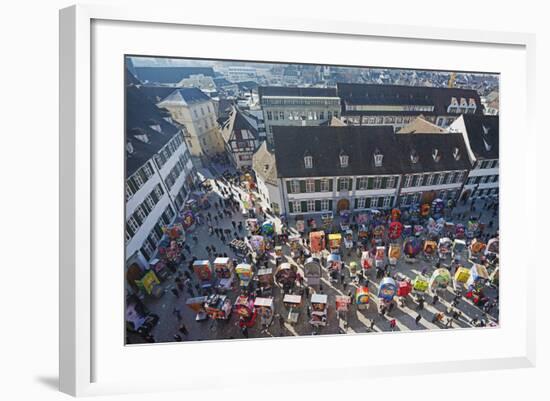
[431, 294, 439, 305]
[178, 322, 189, 337]
[369, 319, 376, 331]
[415, 313, 422, 326]
[173, 307, 182, 321]
[389, 319, 397, 331]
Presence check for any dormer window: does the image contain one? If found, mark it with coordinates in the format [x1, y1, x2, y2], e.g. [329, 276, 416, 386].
[410, 149, 419, 164]
[339, 150, 349, 168]
[126, 141, 134, 154]
[432, 148, 441, 162]
[453, 147, 461, 161]
[482, 124, 490, 135]
[373, 148, 383, 167]
[304, 154, 313, 169]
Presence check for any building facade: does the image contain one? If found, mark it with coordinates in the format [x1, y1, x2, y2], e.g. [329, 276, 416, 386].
[258, 86, 341, 146]
[125, 82, 197, 268]
[337, 83, 483, 131]
[252, 142, 283, 215]
[449, 114, 499, 200]
[221, 106, 260, 170]
[269, 126, 471, 216]
[157, 88, 225, 160]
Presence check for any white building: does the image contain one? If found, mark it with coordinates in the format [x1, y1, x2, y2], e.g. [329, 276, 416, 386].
[157, 88, 225, 161]
[125, 82, 197, 267]
[449, 114, 499, 200]
[227, 66, 258, 83]
[258, 86, 341, 147]
[177, 74, 216, 91]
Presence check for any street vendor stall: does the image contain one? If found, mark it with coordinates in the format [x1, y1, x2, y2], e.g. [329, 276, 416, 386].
[429, 268, 452, 293]
[328, 233, 342, 253]
[234, 295, 257, 328]
[309, 231, 326, 253]
[283, 294, 302, 324]
[204, 294, 232, 320]
[254, 297, 274, 327]
[186, 296, 208, 321]
[310, 293, 328, 327]
[303, 257, 322, 286]
[275, 262, 297, 292]
[235, 263, 253, 289]
[193, 260, 213, 290]
[355, 286, 370, 310]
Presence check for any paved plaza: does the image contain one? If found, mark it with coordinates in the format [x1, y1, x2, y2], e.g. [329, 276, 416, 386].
[127, 162, 499, 345]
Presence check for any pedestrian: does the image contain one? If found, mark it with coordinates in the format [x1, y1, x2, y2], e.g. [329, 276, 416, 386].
[211, 245, 217, 253]
[415, 313, 422, 326]
[232, 221, 236, 229]
[173, 307, 182, 321]
[445, 317, 453, 328]
[171, 288, 180, 297]
[369, 319, 376, 331]
[388, 302, 395, 313]
[431, 294, 439, 305]
[192, 235, 198, 244]
[390, 319, 397, 331]
[178, 322, 189, 336]
[304, 285, 310, 300]
[173, 334, 183, 342]
[241, 326, 249, 338]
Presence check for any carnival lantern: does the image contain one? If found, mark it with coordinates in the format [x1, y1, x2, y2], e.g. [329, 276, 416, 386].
[454, 266, 470, 284]
[250, 235, 266, 255]
[378, 277, 398, 301]
[275, 262, 297, 290]
[412, 274, 429, 293]
[403, 237, 422, 258]
[181, 210, 195, 229]
[388, 244, 401, 265]
[388, 221, 403, 240]
[397, 279, 412, 297]
[355, 286, 370, 310]
[403, 224, 412, 237]
[414, 225, 424, 237]
[361, 251, 373, 270]
[429, 268, 452, 292]
[261, 220, 275, 236]
[485, 237, 499, 256]
[391, 208, 401, 222]
[420, 203, 431, 217]
[455, 224, 466, 239]
[309, 231, 326, 253]
[431, 198, 445, 216]
[372, 224, 385, 238]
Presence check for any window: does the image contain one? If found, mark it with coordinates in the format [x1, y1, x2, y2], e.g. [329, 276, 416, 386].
[436, 174, 444, 185]
[321, 199, 330, 211]
[479, 175, 488, 184]
[412, 193, 421, 204]
[383, 196, 392, 208]
[292, 200, 301, 213]
[357, 177, 368, 190]
[446, 172, 455, 184]
[387, 176, 396, 188]
[320, 178, 330, 192]
[279, 111, 285, 120]
[374, 151, 383, 167]
[266, 111, 273, 120]
[357, 198, 366, 209]
[319, 111, 325, 120]
[305, 179, 315, 193]
[327, 111, 332, 120]
[338, 178, 350, 191]
[404, 175, 413, 188]
[307, 200, 316, 212]
[340, 154, 349, 168]
[374, 177, 382, 189]
[370, 197, 378, 208]
[304, 156, 313, 169]
[290, 180, 300, 194]
[439, 190, 447, 199]
[141, 242, 155, 261]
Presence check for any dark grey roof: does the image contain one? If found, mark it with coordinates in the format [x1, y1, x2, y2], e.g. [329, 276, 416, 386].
[158, 87, 211, 105]
[337, 83, 482, 116]
[139, 86, 179, 103]
[462, 114, 499, 159]
[134, 67, 215, 84]
[237, 81, 259, 91]
[272, 126, 471, 178]
[221, 106, 259, 143]
[125, 85, 181, 177]
[395, 133, 472, 174]
[258, 86, 338, 100]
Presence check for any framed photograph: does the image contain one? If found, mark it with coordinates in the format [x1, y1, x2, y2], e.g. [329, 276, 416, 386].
[60, 4, 536, 397]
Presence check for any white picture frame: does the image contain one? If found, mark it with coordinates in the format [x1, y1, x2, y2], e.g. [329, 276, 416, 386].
[59, 4, 536, 397]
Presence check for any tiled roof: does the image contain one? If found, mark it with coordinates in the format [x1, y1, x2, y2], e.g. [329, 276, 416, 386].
[252, 141, 278, 185]
[461, 114, 499, 159]
[157, 88, 211, 106]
